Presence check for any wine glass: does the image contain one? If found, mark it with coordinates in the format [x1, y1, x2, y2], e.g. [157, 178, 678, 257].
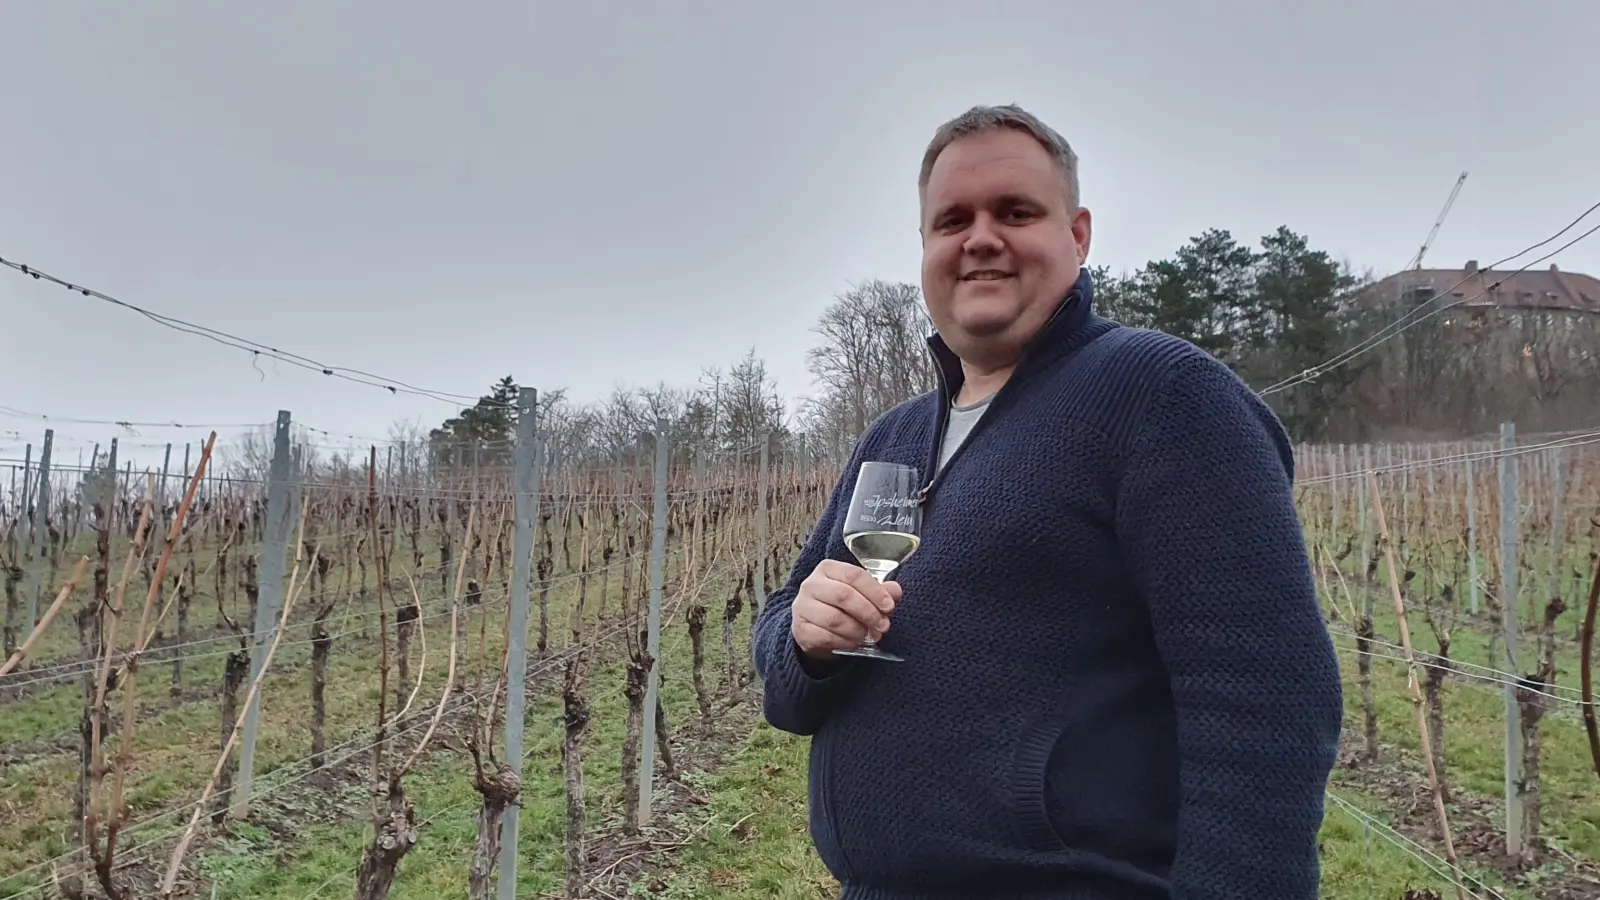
[833, 460, 921, 662]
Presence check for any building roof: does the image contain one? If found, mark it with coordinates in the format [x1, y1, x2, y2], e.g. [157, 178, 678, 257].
[1375, 261, 1600, 314]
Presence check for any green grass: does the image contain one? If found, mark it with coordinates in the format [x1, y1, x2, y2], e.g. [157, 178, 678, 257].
[650, 726, 837, 899]
[191, 621, 1585, 899]
[1315, 791, 1528, 900]
[4, 482, 1597, 899]
[188, 570, 765, 899]
[1318, 540, 1600, 863]
[1333, 632, 1600, 862]
[0, 493, 802, 899]
[0, 592, 477, 885]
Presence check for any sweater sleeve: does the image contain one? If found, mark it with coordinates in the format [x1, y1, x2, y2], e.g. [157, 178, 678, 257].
[751, 437, 865, 736]
[1114, 353, 1342, 900]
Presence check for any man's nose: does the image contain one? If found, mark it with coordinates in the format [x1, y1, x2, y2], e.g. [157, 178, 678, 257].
[962, 214, 1003, 256]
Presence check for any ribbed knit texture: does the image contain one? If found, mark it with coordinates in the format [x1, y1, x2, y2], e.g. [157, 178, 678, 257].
[753, 270, 1344, 899]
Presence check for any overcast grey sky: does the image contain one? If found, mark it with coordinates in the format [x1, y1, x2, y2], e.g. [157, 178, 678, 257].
[3, 1, 1597, 466]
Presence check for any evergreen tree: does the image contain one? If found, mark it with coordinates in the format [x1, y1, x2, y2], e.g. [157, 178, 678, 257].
[430, 375, 521, 467]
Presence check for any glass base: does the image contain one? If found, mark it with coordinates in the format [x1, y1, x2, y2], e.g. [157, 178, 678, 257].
[832, 641, 903, 662]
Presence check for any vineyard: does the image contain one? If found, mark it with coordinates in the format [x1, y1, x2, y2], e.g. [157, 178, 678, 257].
[2, 406, 1599, 899]
[0, 403, 828, 900]
[1298, 429, 1600, 899]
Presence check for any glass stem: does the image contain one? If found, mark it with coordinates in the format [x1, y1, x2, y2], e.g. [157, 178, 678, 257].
[863, 572, 886, 646]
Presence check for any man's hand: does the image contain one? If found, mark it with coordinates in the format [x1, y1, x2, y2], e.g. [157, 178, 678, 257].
[791, 559, 900, 660]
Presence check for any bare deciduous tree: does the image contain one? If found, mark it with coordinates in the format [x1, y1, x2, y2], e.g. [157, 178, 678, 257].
[800, 280, 934, 451]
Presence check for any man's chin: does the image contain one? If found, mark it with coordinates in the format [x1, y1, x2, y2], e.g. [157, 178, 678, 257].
[953, 319, 1012, 340]
[949, 299, 1023, 337]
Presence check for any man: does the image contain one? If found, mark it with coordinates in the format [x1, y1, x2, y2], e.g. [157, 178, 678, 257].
[752, 104, 1343, 899]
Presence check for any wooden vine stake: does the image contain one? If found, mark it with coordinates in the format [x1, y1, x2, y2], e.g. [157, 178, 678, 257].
[0, 556, 90, 677]
[1579, 515, 1599, 779]
[1368, 471, 1466, 900]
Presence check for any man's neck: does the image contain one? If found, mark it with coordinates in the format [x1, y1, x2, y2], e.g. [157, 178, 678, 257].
[955, 361, 1016, 407]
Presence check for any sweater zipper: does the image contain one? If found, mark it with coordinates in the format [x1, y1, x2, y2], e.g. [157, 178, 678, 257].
[915, 358, 954, 506]
[914, 346, 1029, 508]
[914, 282, 1104, 508]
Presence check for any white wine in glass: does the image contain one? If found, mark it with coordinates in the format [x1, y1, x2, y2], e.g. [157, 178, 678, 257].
[835, 460, 921, 662]
[844, 530, 920, 581]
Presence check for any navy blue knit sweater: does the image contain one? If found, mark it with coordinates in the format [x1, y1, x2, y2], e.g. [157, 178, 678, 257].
[753, 269, 1343, 899]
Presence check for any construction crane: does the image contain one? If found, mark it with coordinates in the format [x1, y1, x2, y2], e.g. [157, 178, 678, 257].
[1407, 171, 1468, 270]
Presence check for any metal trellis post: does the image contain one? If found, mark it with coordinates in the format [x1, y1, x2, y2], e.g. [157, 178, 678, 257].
[499, 387, 540, 900]
[1497, 421, 1523, 858]
[231, 410, 294, 820]
[639, 417, 669, 826]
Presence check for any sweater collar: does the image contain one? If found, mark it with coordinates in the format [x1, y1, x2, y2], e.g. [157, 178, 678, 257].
[925, 265, 1096, 400]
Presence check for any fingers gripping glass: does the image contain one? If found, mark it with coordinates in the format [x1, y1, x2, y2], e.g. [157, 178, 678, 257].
[835, 461, 921, 662]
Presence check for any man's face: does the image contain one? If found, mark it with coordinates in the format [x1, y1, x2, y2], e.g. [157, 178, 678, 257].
[919, 128, 1091, 366]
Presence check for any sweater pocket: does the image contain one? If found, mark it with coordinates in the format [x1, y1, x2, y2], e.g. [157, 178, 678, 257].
[1009, 711, 1073, 854]
[1007, 695, 1182, 872]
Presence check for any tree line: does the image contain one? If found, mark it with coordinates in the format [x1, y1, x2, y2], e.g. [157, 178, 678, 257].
[1092, 226, 1370, 439]
[415, 225, 1389, 461]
